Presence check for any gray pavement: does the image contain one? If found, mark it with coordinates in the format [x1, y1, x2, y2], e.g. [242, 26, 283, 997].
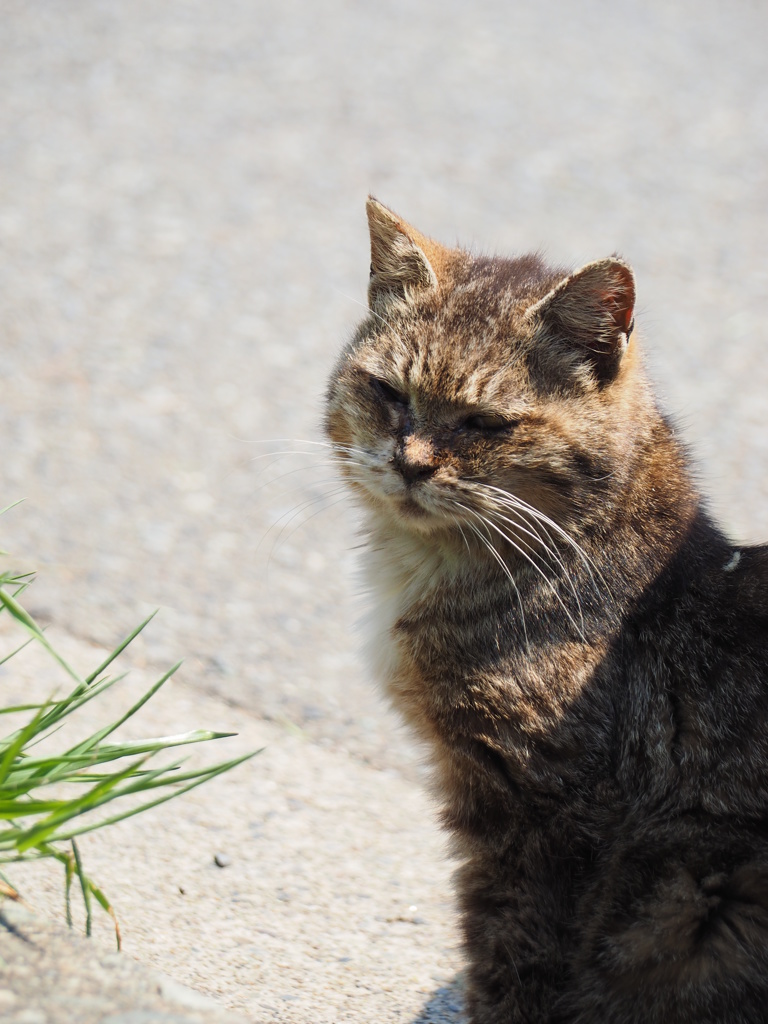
[2, 624, 463, 1023]
[0, 0, 767, 1020]
[0, 901, 251, 1024]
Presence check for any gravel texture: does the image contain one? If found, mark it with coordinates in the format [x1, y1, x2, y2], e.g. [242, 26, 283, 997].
[0, 0, 767, 1020]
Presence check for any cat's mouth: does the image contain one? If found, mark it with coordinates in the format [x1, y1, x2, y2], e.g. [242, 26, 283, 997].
[396, 493, 431, 517]
[346, 459, 456, 531]
[386, 480, 457, 531]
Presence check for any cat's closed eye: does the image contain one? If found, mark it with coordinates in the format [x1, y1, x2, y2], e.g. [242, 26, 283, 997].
[370, 375, 408, 407]
[462, 412, 515, 433]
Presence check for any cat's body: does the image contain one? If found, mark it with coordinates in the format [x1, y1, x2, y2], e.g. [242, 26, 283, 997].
[325, 198, 768, 1022]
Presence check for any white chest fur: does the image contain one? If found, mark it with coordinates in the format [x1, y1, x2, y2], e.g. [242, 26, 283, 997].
[357, 525, 457, 696]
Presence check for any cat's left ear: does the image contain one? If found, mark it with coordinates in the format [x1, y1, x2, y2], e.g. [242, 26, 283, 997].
[526, 258, 636, 385]
[366, 197, 451, 313]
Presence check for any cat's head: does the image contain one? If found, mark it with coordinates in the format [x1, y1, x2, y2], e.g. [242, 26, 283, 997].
[325, 199, 649, 545]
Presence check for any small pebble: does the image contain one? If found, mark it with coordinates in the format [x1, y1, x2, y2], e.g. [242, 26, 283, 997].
[214, 852, 232, 868]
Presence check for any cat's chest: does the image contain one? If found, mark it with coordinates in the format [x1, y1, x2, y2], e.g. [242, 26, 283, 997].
[359, 529, 611, 763]
[360, 537, 468, 700]
[359, 535, 525, 730]
[360, 539, 441, 686]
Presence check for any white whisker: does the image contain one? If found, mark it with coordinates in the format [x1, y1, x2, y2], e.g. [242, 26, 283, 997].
[481, 505, 585, 619]
[462, 515, 529, 649]
[254, 460, 365, 492]
[450, 514, 473, 558]
[276, 493, 351, 550]
[260, 486, 349, 568]
[235, 437, 372, 463]
[480, 483, 611, 599]
[456, 502, 586, 640]
[333, 288, 395, 330]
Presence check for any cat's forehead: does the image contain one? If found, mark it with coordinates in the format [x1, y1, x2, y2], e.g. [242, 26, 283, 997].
[415, 253, 566, 364]
[464, 253, 567, 303]
[362, 254, 566, 403]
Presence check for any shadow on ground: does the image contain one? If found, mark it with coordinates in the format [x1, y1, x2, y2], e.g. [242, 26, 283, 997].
[413, 978, 467, 1023]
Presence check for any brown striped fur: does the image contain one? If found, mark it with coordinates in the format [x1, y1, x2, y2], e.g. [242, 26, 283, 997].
[325, 198, 768, 1022]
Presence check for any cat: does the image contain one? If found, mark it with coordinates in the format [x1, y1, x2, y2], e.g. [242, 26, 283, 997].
[324, 197, 768, 1023]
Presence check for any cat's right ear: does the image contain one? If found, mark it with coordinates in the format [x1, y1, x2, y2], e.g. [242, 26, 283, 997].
[525, 257, 636, 386]
[366, 198, 444, 313]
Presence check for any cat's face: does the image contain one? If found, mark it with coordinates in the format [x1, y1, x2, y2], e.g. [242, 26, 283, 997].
[326, 200, 642, 546]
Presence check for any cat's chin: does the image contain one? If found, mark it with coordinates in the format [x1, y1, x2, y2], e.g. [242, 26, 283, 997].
[379, 494, 457, 536]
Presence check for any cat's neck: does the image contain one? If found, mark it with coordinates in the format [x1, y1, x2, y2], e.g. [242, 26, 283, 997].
[360, 411, 702, 633]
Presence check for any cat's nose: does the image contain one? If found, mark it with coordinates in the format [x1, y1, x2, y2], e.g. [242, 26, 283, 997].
[393, 435, 437, 484]
[393, 454, 437, 484]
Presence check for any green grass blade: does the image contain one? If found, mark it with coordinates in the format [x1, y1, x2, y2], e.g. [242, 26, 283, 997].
[14, 755, 154, 852]
[64, 848, 74, 928]
[83, 612, 158, 685]
[11, 730, 238, 790]
[33, 674, 124, 736]
[88, 878, 122, 950]
[0, 701, 52, 715]
[71, 839, 92, 937]
[0, 570, 261, 940]
[0, 798, 71, 816]
[48, 751, 258, 843]
[0, 500, 24, 518]
[64, 664, 182, 758]
[0, 637, 34, 667]
[0, 701, 51, 788]
[0, 590, 85, 687]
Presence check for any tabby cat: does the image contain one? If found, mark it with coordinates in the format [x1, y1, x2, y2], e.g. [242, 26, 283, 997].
[325, 198, 768, 1023]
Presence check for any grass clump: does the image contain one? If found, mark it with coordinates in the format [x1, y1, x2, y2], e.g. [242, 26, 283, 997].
[0, 568, 256, 947]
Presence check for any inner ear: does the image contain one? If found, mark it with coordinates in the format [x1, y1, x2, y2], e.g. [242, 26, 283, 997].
[527, 258, 636, 385]
[366, 198, 440, 311]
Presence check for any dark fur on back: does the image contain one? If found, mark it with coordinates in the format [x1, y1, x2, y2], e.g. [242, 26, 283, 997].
[325, 199, 768, 1023]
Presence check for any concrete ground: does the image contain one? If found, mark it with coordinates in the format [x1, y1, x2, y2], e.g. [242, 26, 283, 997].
[0, 901, 252, 1024]
[2, 624, 463, 1023]
[0, 0, 767, 1020]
